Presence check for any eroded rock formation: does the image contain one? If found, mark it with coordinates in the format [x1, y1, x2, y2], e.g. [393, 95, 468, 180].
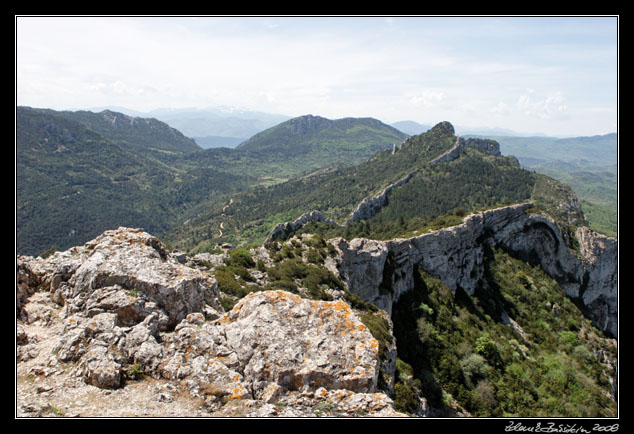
[16, 227, 404, 417]
[333, 203, 618, 338]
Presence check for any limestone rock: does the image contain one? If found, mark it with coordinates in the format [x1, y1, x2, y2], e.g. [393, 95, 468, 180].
[335, 203, 618, 338]
[161, 290, 383, 406]
[267, 210, 340, 241]
[220, 291, 380, 396]
[345, 172, 416, 224]
[17, 226, 405, 416]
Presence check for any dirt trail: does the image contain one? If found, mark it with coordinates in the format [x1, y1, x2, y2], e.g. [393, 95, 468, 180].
[218, 198, 233, 238]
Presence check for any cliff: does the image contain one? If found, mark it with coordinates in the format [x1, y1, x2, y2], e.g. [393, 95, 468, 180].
[16, 205, 618, 417]
[333, 203, 617, 338]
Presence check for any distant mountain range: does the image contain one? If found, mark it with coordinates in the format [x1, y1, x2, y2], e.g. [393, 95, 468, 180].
[85, 105, 291, 149]
[16, 105, 617, 255]
[15, 108, 402, 255]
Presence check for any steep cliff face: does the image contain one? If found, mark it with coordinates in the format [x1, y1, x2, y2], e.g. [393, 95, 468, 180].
[333, 203, 618, 338]
[345, 171, 417, 224]
[267, 210, 340, 241]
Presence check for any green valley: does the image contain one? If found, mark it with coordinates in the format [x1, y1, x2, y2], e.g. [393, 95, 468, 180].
[167, 121, 588, 254]
[16, 107, 406, 256]
[15, 106, 618, 419]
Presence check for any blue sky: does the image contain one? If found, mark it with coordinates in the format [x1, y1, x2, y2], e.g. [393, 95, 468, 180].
[16, 16, 618, 136]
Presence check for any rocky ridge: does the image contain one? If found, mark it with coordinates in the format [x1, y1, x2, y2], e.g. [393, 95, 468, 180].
[16, 201, 618, 417]
[266, 132, 507, 241]
[332, 203, 618, 338]
[16, 227, 405, 417]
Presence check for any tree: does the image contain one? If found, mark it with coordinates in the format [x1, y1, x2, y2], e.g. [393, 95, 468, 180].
[475, 333, 503, 369]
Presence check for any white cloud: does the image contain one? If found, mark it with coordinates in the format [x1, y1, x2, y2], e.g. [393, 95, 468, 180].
[490, 102, 511, 115]
[409, 90, 446, 108]
[517, 89, 569, 120]
[15, 16, 616, 136]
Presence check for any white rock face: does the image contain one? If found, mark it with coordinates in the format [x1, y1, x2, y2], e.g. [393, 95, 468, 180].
[335, 204, 618, 338]
[176, 291, 381, 400]
[267, 210, 340, 241]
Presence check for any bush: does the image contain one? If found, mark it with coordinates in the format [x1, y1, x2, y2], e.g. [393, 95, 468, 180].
[475, 334, 503, 369]
[472, 380, 497, 413]
[416, 318, 437, 346]
[559, 330, 579, 348]
[394, 382, 418, 415]
[306, 248, 324, 264]
[359, 312, 393, 359]
[224, 248, 255, 268]
[460, 353, 490, 388]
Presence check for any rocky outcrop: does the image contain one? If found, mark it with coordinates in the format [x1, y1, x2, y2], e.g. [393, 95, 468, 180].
[333, 203, 618, 338]
[267, 210, 341, 241]
[430, 136, 501, 165]
[17, 227, 223, 330]
[173, 291, 382, 403]
[345, 171, 416, 224]
[265, 172, 418, 241]
[16, 227, 405, 417]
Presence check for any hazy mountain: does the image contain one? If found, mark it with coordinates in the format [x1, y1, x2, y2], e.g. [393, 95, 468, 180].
[54, 108, 202, 154]
[192, 136, 246, 149]
[237, 114, 407, 164]
[390, 120, 432, 136]
[167, 121, 584, 253]
[481, 133, 618, 167]
[88, 105, 291, 139]
[391, 120, 530, 137]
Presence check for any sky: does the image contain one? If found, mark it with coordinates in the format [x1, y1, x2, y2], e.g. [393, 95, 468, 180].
[15, 16, 618, 137]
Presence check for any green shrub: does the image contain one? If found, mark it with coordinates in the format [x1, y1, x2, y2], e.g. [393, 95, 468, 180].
[127, 363, 145, 381]
[40, 245, 58, 259]
[460, 353, 490, 388]
[394, 382, 418, 415]
[359, 312, 392, 360]
[224, 248, 255, 268]
[559, 330, 579, 348]
[306, 248, 324, 264]
[218, 294, 237, 311]
[472, 380, 497, 414]
[343, 290, 378, 313]
[214, 266, 248, 297]
[418, 302, 434, 317]
[475, 334, 503, 369]
[264, 280, 298, 293]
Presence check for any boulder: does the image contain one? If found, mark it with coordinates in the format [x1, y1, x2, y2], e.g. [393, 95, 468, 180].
[17, 228, 404, 416]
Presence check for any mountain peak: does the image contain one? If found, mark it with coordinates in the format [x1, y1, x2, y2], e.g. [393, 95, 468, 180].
[285, 115, 334, 134]
[429, 121, 455, 136]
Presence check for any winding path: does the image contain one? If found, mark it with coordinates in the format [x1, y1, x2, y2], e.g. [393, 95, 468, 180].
[218, 198, 233, 238]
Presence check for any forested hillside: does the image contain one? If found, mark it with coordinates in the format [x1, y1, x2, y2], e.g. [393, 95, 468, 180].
[16, 107, 255, 255]
[16, 108, 407, 256]
[480, 134, 617, 237]
[237, 114, 407, 171]
[166, 121, 586, 253]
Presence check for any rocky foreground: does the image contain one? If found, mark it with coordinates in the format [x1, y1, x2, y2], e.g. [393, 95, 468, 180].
[16, 203, 618, 418]
[16, 227, 405, 417]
